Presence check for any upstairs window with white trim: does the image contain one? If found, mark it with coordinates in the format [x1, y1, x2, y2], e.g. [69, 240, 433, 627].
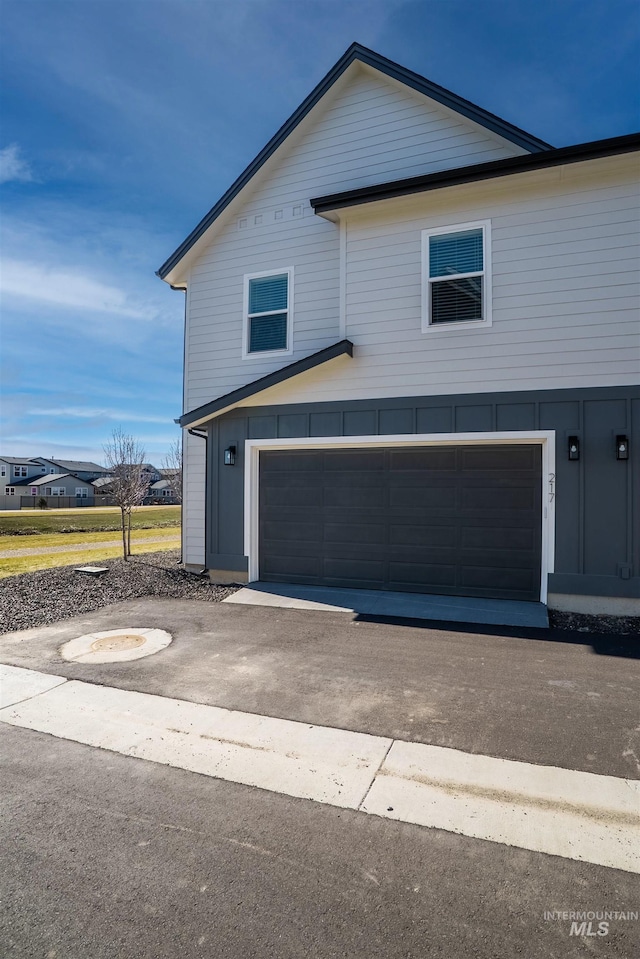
[243, 269, 293, 357]
[13, 465, 28, 477]
[422, 221, 491, 329]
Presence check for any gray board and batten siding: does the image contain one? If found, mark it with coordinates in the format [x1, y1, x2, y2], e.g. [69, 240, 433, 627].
[205, 385, 639, 602]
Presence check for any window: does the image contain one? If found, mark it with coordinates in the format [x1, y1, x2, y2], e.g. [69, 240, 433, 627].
[75, 488, 88, 498]
[0, 466, 6, 476]
[243, 269, 293, 357]
[6, 487, 15, 495]
[31, 487, 38, 496]
[13, 465, 28, 477]
[422, 221, 491, 329]
[51, 487, 64, 496]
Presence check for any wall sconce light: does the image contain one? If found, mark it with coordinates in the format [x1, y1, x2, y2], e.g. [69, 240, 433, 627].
[223, 445, 236, 466]
[567, 436, 580, 461]
[616, 435, 629, 461]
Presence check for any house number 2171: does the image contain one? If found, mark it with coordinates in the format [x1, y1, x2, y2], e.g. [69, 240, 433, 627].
[548, 473, 555, 502]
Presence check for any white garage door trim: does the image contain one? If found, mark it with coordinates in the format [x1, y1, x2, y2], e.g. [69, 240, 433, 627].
[244, 432, 556, 604]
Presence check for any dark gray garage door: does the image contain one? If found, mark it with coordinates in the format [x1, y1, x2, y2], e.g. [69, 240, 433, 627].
[259, 445, 542, 601]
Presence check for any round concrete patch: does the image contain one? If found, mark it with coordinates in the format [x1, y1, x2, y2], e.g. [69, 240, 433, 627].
[60, 628, 172, 664]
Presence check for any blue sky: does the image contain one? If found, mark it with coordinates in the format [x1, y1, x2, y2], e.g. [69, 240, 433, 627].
[1, 0, 638, 466]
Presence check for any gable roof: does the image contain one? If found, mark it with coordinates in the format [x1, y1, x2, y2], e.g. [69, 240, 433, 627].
[0, 456, 40, 466]
[179, 339, 353, 428]
[9, 473, 83, 487]
[157, 43, 550, 283]
[311, 132, 640, 215]
[36, 458, 108, 473]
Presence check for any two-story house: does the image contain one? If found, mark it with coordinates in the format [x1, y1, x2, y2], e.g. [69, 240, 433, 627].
[158, 44, 639, 617]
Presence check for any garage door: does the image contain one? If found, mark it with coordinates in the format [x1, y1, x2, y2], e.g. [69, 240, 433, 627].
[259, 445, 542, 601]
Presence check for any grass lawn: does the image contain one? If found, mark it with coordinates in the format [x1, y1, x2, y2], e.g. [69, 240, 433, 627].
[0, 505, 181, 536]
[0, 538, 180, 578]
[0, 527, 181, 552]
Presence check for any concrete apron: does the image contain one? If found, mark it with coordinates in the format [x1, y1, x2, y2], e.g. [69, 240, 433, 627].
[1, 664, 637, 875]
[224, 583, 550, 629]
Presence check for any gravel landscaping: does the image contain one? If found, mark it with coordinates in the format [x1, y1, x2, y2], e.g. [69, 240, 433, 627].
[0, 548, 638, 636]
[0, 550, 238, 634]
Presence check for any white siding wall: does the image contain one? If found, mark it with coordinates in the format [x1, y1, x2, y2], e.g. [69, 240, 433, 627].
[182, 429, 206, 566]
[184, 65, 524, 415]
[240, 155, 639, 407]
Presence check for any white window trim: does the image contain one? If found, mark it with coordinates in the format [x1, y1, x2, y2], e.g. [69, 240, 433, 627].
[421, 220, 492, 332]
[244, 431, 555, 604]
[75, 488, 88, 497]
[242, 267, 294, 360]
[6, 487, 15, 495]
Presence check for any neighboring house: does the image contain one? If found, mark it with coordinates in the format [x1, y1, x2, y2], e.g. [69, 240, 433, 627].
[6, 474, 95, 509]
[158, 43, 639, 616]
[33, 458, 111, 482]
[0, 457, 48, 510]
[144, 479, 178, 504]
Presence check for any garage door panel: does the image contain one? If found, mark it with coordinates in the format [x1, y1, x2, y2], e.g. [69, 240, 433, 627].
[462, 527, 536, 550]
[258, 445, 542, 602]
[390, 524, 457, 547]
[324, 523, 387, 545]
[460, 565, 537, 594]
[323, 450, 386, 471]
[261, 555, 321, 578]
[461, 446, 540, 471]
[460, 486, 537, 511]
[261, 486, 323, 508]
[323, 558, 386, 584]
[388, 563, 457, 589]
[390, 448, 457, 471]
[261, 520, 323, 543]
[261, 452, 322, 472]
[389, 486, 457, 509]
[324, 486, 387, 508]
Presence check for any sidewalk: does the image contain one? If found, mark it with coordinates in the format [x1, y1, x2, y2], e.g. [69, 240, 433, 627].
[2, 662, 638, 874]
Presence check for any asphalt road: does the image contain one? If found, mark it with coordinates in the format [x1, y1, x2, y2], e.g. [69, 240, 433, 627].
[2, 724, 638, 959]
[1, 598, 638, 778]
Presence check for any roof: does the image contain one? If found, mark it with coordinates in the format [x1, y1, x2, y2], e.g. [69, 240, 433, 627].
[311, 133, 640, 214]
[9, 473, 83, 487]
[92, 476, 115, 488]
[179, 339, 353, 428]
[150, 479, 170, 490]
[157, 43, 550, 282]
[37, 458, 108, 473]
[0, 456, 40, 466]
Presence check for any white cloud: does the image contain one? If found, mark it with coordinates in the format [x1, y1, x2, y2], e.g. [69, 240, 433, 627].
[0, 143, 34, 184]
[0, 258, 154, 319]
[28, 407, 172, 424]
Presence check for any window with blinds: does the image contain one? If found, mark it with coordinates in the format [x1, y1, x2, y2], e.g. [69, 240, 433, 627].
[245, 271, 291, 354]
[423, 223, 490, 327]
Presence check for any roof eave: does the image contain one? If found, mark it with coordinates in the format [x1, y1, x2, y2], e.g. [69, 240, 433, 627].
[178, 339, 353, 428]
[311, 133, 640, 215]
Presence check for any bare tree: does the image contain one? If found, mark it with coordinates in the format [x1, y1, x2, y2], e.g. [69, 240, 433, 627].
[162, 437, 183, 505]
[103, 428, 149, 560]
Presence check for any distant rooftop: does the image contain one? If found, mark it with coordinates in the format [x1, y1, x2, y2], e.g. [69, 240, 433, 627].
[0, 456, 40, 465]
[36, 458, 109, 473]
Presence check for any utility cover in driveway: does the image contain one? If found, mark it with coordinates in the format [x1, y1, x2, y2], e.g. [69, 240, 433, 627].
[259, 445, 542, 602]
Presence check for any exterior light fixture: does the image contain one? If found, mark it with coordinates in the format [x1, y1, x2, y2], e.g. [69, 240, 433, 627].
[568, 436, 580, 461]
[223, 445, 236, 466]
[616, 435, 629, 461]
